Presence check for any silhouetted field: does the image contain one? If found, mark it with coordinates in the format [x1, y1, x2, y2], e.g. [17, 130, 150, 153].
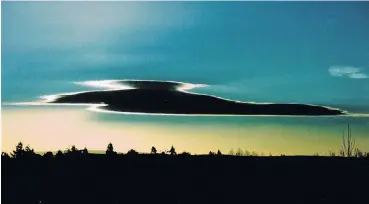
[2, 143, 369, 204]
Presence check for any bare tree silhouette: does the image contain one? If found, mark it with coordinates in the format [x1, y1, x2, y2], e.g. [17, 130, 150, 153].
[340, 124, 355, 157]
[354, 148, 363, 158]
[328, 150, 336, 157]
[235, 148, 243, 156]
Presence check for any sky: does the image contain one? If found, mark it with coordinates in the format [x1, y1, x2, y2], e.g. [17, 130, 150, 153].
[2, 2, 369, 107]
[3, 106, 369, 154]
[1, 2, 369, 154]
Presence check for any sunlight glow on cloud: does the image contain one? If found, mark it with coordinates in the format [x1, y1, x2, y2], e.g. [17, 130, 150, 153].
[74, 80, 135, 90]
[328, 66, 368, 79]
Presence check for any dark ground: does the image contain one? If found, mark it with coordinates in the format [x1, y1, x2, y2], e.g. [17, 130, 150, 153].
[2, 154, 369, 204]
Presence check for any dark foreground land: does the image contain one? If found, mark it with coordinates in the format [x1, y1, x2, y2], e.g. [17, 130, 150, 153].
[2, 154, 369, 204]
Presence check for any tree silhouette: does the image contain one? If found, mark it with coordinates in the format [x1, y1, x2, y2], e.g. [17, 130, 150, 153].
[169, 146, 176, 155]
[55, 150, 64, 159]
[228, 148, 234, 155]
[11, 142, 25, 159]
[43, 151, 54, 159]
[65, 145, 78, 154]
[209, 151, 215, 156]
[179, 151, 191, 156]
[65, 145, 80, 158]
[1, 152, 10, 160]
[82, 147, 89, 155]
[71, 145, 78, 152]
[106, 143, 117, 156]
[151, 146, 157, 154]
[235, 148, 243, 156]
[127, 149, 138, 156]
[251, 151, 258, 156]
[328, 150, 336, 157]
[217, 150, 222, 156]
[24, 145, 36, 158]
[25, 145, 33, 152]
[354, 148, 363, 158]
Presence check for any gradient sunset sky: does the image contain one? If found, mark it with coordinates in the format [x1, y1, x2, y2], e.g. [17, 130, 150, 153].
[2, 2, 369, 154]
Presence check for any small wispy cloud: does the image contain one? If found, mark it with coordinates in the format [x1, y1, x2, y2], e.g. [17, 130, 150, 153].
[349, 73, 368, 79]
[328, 66, 368, 79]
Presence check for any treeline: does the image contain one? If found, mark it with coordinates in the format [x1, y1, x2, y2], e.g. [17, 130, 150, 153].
[3, 143, 369, 204]
[1, 142, 219, 160]
[2, 140, 369, 160]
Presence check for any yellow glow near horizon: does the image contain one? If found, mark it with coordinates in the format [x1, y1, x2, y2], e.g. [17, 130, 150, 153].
[2, 107, 369, 155]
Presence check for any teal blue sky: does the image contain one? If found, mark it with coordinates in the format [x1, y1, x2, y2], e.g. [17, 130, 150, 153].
[2, 2, 369, 112]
